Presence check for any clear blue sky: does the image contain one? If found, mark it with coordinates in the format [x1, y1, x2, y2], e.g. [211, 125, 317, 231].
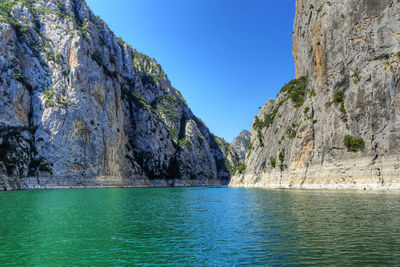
[86, 0, 296, 142]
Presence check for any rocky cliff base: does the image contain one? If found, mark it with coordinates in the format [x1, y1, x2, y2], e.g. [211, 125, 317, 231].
[230, 155, 400, 190]
[0, 175, 225, 191]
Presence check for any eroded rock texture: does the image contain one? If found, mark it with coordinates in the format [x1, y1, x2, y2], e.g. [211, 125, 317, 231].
[0, 0, 229, 190]
[230, 130, 250, 163]
[230, 0, 400, 189]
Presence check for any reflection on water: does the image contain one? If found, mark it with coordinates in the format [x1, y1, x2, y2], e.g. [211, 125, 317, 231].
[0, 187, 399, 265]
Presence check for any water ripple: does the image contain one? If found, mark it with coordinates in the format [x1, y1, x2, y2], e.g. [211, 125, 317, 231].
[0, 187, 399, 265]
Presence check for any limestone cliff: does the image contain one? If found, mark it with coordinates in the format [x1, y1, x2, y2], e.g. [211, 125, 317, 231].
[0, 0, 229, 190]
[214, 130, 250, 176]
[230, 0, 400, 189]
[230, 130, 250, 163]
[214, 135, 240, 176]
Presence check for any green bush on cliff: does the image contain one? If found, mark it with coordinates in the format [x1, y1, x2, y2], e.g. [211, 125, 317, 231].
[269, 157, 276, 168]
[333, 90, 347, 121]
[178, 138, 190, 148]
[343, 135, 365, 152]
[236, 163, 246, 174]
[0, 1, 18, 25]
[333, 90, 345, 104]
[247, 142, 253, 150]
[280, 76, 308, 107]
[43, 88, 56, 107]
[287, 123, 300, 139]
[253, 77, 309, 143]
[253, 76, 308, 137]
[128, 91, 152, 110]
[43, 88, 71, 108]
[304, 106, 310, 115]
[55, 52, 63, 64]
[278, 148, 287, 170]
[225, 159, 235, 176]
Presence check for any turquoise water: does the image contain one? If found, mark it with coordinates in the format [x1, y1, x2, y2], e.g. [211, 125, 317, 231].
[0, 187, 399, 266]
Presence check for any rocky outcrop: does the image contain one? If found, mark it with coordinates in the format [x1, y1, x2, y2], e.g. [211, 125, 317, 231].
[214, 130, 250, 176]
[214, 136, 240, 176]
[230, 0, 400, 189]
[230, 130, 250, 162]
[0, 0, 229, 190]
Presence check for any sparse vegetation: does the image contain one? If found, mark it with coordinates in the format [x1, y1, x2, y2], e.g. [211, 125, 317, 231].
[153, 94, 179, 122]
[225, 159, 235, 176]
[178, 138, 190, 148]
[130, 91, 152, 110]
[12, 72, 33, 92]
[333, 90, 345, 104]
[13, 73, 24, 82]
[247, 142, 253, 150]
[287, 123, 300, 139]
[236, 163, 246, 174]
[343, 135, 365, 152]
[55, 52, 63, 64]
[278, 135, 285, 145]
[333, 90, 347, 121]
[384, 59, 396, 73]
[42, 88, 71, 108]
[351, 72, 360, 83]
[167, 126, 178, 140]
[304, 106, 310, 115]
[280, 76, 309, 107]
[253, 76, 308, 145]
[116, 36, 126, 47]
[132, 51, 165, 87]
[269, 157, 276, 168]
[278, 148, 287, 170]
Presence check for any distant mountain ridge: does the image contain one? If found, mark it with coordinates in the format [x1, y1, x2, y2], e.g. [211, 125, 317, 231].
[231, 130, 250, 163]
[214, 130, 250, 176]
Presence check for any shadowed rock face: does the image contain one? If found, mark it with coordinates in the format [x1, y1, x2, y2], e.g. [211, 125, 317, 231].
[213, 130, 250, 177]
[230, 0, 400, 189]
[0, 0, 229, 190]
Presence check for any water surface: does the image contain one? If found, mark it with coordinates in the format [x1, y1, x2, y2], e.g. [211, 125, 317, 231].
[0, 187, 399, 265]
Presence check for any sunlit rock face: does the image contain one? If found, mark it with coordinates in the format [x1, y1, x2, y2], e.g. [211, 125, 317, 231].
[230, 130, 250, 163]
[0, 0, 229, 190]
[230, 0, 400, 189]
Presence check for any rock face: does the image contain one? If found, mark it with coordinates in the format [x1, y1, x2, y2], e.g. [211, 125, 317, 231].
[214, 130, 250, 176]
[230, 0, 400, 189]
[230, 130, 250, 162]
[214, 135, 240, 176]
[0, 0, 229, 190]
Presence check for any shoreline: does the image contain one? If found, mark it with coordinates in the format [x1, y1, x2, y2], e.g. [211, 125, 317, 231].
[2, 182, 400, 191]
[0, 184, 228, 192]
[0, 176, 228, 191]
[229, 183, 400, 190]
